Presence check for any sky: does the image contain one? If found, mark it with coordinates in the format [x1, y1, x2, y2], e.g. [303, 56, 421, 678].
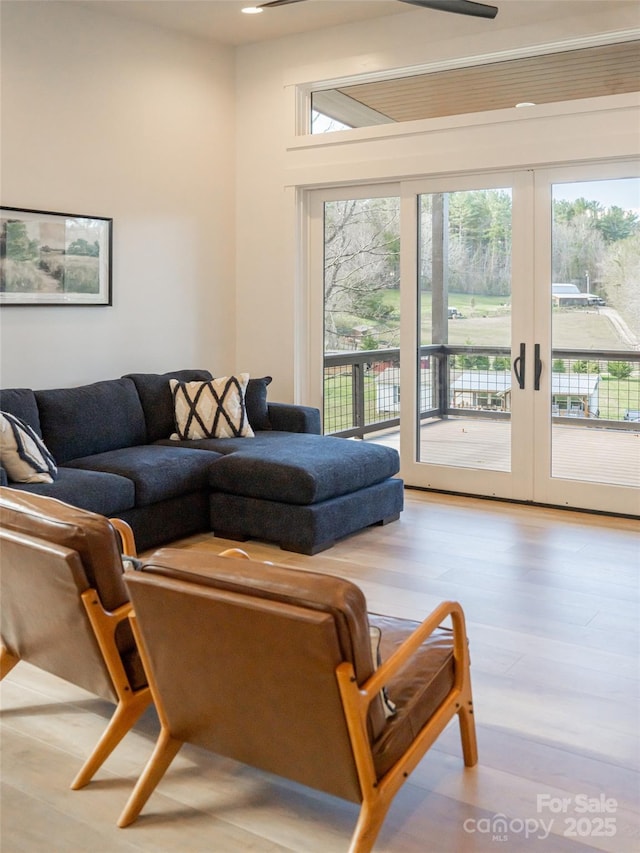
[552, 178, 640, 213]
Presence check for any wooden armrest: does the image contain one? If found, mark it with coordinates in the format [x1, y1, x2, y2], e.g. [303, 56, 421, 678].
[109, 518, 137, 557]
[362, 601, 468, 706]
[80, 590, 138, 699]
[335, 599, 476, 823]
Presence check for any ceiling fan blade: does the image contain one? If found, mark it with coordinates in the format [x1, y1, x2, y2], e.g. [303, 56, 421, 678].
[258, 0, 308, 8]
[259, 0, 498, 13]
[399, 0, 498, 19]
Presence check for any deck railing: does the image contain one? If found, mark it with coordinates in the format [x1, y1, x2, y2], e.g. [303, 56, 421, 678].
[324, 346, 640, 437]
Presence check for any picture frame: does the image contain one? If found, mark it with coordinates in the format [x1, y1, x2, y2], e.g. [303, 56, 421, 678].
[0, 206, 112, 306]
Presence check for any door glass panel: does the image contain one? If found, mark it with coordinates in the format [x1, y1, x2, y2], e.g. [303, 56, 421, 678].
[417, 189, 512, 471]
[322, 196, 401, 442]
[551, 177, 640, 487]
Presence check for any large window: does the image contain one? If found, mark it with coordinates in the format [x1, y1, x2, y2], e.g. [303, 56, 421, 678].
[310, 40, 640, 133]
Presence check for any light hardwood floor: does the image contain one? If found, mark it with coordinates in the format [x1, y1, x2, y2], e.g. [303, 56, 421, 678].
[2, 490, 639, 852]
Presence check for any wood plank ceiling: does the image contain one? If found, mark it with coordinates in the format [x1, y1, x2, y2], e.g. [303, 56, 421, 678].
[335, 41, 640, 123]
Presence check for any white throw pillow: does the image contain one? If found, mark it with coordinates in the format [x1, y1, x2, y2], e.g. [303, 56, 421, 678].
[170, 374, 255, 440]
[0, 411, 57, 483]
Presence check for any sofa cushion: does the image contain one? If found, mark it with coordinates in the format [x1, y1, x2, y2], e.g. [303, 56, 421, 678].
[208, 433, 400, 505]
[123, 370, 213, 443]
[153, 430, 290, 455]
[6, 467, 135, 516]
[0, 388, 42, 435]
[170, 375, 254, 440]
[0, 412, 57, 483]
[244, 376, 272, 431]
[36, 378, 147, 464]
[65, 445, 222, 506]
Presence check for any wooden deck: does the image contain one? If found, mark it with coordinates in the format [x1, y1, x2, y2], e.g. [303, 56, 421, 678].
[369, 417, 640, 489]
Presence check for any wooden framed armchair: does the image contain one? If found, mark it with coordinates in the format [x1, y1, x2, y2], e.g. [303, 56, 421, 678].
[0, 488, 151, 790]
[117, 548, 477, 852]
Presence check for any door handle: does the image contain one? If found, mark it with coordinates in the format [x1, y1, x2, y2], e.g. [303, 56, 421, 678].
[513, 343, 526, 390]
[534, 343, 542, 390]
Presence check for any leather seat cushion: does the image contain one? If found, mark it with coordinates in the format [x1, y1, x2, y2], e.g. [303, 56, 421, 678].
[369, 614, 456, 779]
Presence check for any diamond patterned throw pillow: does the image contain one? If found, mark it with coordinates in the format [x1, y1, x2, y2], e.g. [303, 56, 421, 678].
[170, 374, 255, 440]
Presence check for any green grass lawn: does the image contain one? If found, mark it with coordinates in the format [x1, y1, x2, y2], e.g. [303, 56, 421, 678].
[327, 290, 637, 428]
[597, 377, 640, 420]
[352, 290, 627, 350]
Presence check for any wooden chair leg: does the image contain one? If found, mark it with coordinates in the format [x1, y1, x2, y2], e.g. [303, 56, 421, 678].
[348, 796, 393, 853]
[458, 699, 478, 767]
[458, 684, 478, 767]
[70, 688, 151, 790]
[0, 646, 19, 679]
[118, 727, 183, 828]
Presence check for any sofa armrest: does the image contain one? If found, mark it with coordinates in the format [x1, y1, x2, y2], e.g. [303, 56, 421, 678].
[267, 402, 321, 435]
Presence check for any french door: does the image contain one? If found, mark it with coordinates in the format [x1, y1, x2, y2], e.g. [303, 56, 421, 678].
[311, 161, 639, 516]
[399, 171, 534, 504]
[532, 164, 639, 515]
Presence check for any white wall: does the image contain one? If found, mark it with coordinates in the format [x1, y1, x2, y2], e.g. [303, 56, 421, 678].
[2, 1, 637, 402]
[235, 1, 640, 404]
[0, 1, 236, 389]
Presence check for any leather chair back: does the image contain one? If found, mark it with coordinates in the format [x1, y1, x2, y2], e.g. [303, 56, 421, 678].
[1, 528, 118, 701]
[0, 488, 140, 698]
[125, 548, 389, 802]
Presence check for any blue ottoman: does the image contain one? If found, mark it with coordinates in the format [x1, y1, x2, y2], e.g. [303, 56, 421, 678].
[208, 433, 404, 554]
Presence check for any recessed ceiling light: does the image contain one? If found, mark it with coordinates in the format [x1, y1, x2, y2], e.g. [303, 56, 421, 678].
[515, 102, 536, 108]
[241, 6, 263, 13]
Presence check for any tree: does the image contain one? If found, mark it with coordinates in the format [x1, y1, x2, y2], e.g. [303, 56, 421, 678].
[324, 197, 400, 350]
[457, 353, 490, 369]
[600, 233, 640, 339]
[0, 220, 38, 261]
[67, 238, 99, 257]
[552, 359, 566, 373]
[360, 333, 379, 351]
[596, 205, 639, 243]
[607, 361, 632, 379]
[446, 189, 512, 296]
[552, 214, 604, 285]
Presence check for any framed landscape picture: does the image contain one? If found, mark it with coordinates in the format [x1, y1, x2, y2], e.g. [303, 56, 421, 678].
[0, 206, 112, 306]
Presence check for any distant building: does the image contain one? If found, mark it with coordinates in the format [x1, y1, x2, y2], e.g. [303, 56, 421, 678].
[451, 371, 512, 410]
[376, 367, 600, 417]
[552, 283, 605, 307]
[375, 366, 432, 413]
[550, 373, 600, 417]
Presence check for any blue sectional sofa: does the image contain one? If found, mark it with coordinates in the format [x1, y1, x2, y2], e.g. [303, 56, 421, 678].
[0, 370, 403, 553]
